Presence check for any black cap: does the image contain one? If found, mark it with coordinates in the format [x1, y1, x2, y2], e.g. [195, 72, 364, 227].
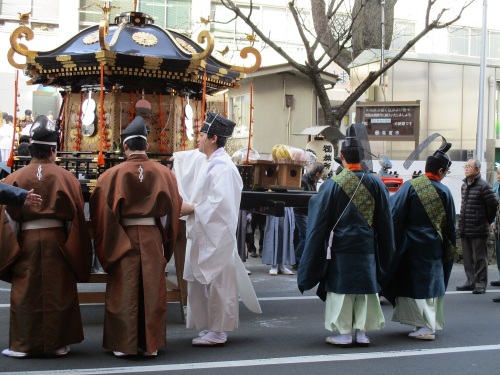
[30, 115, 59, 146]
[121, 116, 148, 144]
[341, 125, 358, 149]
[426, 142, 452, 170]
[200, 112, 236, 138]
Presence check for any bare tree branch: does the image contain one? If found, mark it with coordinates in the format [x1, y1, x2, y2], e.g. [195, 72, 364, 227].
[221, 0, 309, 76]
[219, 0, 477, 129]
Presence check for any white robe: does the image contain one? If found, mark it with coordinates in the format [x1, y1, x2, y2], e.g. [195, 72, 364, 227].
[173, 148, 261, 331]
[0, 124, 14, 162]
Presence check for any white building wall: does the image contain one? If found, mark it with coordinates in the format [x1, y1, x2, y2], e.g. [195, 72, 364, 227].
[0, 0, 497, 134]
[0, 0, 79, 116]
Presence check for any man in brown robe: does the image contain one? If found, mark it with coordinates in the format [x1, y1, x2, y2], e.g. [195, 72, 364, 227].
[90, 116, 182, 357]
[0, 115, 92, 358]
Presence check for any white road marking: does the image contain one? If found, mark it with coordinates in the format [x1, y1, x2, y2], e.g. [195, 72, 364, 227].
[1, 344, 500, 375]
[0, 290, 496, 308]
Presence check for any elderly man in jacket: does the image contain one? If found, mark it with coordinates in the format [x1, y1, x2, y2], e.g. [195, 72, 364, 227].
[456, 159, 498, 294]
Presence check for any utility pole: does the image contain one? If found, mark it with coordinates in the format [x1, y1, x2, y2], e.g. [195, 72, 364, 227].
[380, 0, 386, 86]
[476, 0, 488, 161]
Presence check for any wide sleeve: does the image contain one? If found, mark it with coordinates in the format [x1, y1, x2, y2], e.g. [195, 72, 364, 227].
[381, 182, 411, 301]
[189, 164, 241, 284]
[441, 186, 457, 289]
[372, 178, 395, 283]
[157, 172, 183, 262]
[60, 179, 92, 283]
[389, 182, 411, 250]
[172, 149, 205, 203]
[444, 188, 456, 246]
[89, 179, 132, 271]
[297, 180, 335, 294]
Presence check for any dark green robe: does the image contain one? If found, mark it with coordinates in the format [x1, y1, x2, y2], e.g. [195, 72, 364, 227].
[383, 176, 456, 305]
[297, 169, 395, 301]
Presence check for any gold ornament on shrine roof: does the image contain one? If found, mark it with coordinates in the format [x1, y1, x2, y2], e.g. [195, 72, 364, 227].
[175, 37, 196, 54]
[132, 31, 158, 47]
[83, 32, 99, 45]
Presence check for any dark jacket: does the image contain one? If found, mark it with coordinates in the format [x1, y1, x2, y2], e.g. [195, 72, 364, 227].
[458, 173, 497, 237]
[293, 173, 317, 216]
[0, 182, 28, 207]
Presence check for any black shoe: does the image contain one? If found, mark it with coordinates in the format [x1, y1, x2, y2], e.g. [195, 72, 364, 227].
[490, 280, 500, 287]
[456, 285, 475, 291]
[492, 296, 500, 302]
[249, 251, 257, 258]
[472, 288, 486, 294]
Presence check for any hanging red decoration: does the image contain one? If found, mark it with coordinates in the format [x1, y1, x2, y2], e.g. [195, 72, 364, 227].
[74, 92, 83, 151]
[97, 63, 105, 166]
[128, 91, 135, 123]
[158, 93, 167, 152]
[7, 70, 19, 167]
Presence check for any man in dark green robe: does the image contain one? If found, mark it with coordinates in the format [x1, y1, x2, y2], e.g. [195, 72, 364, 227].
[384, 144, 455, 340]
[298, 125, 394, 347]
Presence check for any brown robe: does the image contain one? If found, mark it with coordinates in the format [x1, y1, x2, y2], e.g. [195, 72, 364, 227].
[0, 159, 92, 354]
[90, 153, 181, 355]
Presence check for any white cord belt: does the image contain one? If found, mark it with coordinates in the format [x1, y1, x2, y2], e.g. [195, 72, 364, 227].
[121, 217, 155, 226]
[22, 218, 64, 230]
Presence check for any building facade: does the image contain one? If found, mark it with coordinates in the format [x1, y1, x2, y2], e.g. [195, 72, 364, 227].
[1, 0, 499, 166]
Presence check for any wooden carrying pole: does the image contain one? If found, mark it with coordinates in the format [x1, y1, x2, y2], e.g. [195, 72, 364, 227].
[245, 79, 254, 165]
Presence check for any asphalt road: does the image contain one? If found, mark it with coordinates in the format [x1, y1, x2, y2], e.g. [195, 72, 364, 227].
[1, 258, 500, 375]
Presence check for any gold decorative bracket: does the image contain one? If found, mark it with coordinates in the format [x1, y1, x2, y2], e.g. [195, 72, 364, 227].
[191, 30, 214, 61]
[99, 19, 110, 51]
[229, 47, 262, 73]
[8, 25, 38, 69]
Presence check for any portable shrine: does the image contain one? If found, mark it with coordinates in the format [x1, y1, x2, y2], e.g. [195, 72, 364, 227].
[7, 2, 261, 171]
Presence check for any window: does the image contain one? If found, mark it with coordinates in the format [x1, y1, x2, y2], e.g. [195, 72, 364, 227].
[79, 0, 134, 28]
[489, 31, 500, 59]
[469, 28, 482, 57]
[32, 0, 59, 23]
[262, 6, 302, 46]
[211, 2, 260, 49]
[449, 26, 482, 57]
[448, 26, 500, 58]
[390, 20, 415, 51]
[449, 27, 468, 55]
[229, 94, 251, 138]
[140, 0, 192, 30]
[79, 0, 193, 30]
[0, 0, 31, 18]
[211, 3, 308, 55]
[1, 0, 58, 25]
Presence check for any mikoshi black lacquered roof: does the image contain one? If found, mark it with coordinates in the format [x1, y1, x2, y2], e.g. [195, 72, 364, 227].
[9, 11, 260, 97]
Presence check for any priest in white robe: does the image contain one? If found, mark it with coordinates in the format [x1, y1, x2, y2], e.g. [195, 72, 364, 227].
[173, 112, 261, 346]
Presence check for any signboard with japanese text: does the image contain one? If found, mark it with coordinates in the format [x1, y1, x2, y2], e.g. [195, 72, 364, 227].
[355, 101, 420, 142]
